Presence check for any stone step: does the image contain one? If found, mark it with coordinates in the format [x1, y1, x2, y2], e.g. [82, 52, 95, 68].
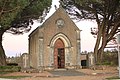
[54, 68, 67, 71]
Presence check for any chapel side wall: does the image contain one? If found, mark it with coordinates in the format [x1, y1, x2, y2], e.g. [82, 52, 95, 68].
[38, 28, 44, 68]
[35, 32, 40, 68]
[29, 31, 39, 69]
[76, 29, 81, 67]
[29, 33, 31, 68]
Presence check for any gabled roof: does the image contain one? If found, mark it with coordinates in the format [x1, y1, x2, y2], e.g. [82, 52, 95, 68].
[29, 26, 40, 37]
[42, 6, 80, 29]
[29, 6, 80, 37]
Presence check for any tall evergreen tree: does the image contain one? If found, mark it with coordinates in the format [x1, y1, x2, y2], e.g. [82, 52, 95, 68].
[61, 0, 120, 64]
[0, 0, 52, 65]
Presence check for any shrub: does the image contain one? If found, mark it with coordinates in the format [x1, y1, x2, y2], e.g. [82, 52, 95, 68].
[0, 66, 21, 72]
[7, 63, 18, 66]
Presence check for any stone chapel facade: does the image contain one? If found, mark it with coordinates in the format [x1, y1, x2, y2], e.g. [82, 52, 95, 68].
[29, 7, 81, 69]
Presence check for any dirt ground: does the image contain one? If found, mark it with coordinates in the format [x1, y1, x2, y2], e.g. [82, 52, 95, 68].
[0, 66, 118, 80]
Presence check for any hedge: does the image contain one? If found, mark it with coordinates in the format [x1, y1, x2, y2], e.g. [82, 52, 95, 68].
[0, 66, 21, 72]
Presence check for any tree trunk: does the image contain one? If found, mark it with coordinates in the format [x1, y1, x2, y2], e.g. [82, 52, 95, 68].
[96, 35, 107, 65]
[97, 47, 104, 64]
[94, 25, 103, 64]
[94, 34, 101, 64]
[0, 31, 6, 66]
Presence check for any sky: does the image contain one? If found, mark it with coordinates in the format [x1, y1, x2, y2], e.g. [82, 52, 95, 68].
[2, 0, 97, 57]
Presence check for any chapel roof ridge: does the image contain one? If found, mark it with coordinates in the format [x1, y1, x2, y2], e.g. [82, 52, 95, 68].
[34, 6, 67, 28]
[40, 5, 77, 28]
[29, 5, 80, 37]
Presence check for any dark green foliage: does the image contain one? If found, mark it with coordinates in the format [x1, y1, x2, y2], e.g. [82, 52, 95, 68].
[0, 0, 52, 34]
[0, 66, 21, 72]
[0, 71, 11, 75]
[0, 0, 29, 28]
[10, 0, 52, 34]
[7, 63, 18, 66]
[106, 76, 120, 80]
[0, 0, 52, 66]
[102, 50, 118, 66]
[61, 0, 120, 21]
[0, 76, 30, 79]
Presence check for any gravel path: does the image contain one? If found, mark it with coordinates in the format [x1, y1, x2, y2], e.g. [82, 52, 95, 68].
[49, 69, 85, 76]
[0, 67, 118, 80]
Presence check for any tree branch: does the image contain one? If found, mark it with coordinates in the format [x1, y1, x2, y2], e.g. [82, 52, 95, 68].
[108, 21, 120, 42]
[2, 6, 20, 14]
[0, 0, 7, 18]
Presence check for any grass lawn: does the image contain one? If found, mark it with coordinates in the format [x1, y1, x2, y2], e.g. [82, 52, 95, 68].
[0, 71, 30, 79]
[0, 71, 12, 75]
[106, 76, 120, 80]
[0, 76, 31, 79]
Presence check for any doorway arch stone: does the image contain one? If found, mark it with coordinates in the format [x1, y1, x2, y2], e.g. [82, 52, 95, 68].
[49, 33, 72, 68]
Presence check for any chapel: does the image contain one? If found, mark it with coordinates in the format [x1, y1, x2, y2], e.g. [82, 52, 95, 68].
[29, 7, 81, 69]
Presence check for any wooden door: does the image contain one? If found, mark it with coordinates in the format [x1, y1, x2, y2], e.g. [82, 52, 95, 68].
[54, 38, 65, 68]
[58, 48, 65, 68]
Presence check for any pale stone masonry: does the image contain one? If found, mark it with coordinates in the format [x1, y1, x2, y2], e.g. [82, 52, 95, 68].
[21, 53, 30, 68]
[29, 7, 81, 69]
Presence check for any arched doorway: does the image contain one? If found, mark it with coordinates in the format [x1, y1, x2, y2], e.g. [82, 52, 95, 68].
[54, 38, 65, 68]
